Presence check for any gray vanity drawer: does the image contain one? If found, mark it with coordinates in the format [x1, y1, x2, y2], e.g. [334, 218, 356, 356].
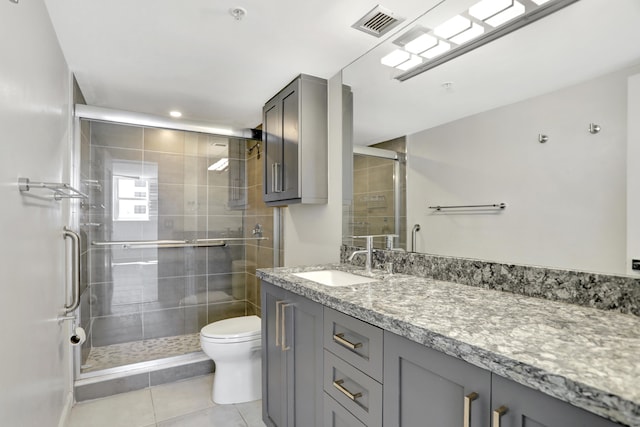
[324, 350, 382, 427]
[324, 393, 367, 427]
[324, 307, 383, 381]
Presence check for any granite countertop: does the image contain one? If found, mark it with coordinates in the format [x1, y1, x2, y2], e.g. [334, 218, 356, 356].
[256, 263, 640, 427]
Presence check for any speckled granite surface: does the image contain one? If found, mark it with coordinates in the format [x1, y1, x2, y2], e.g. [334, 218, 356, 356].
[341, 245, 640, 316]
[257, 263, 640, 427]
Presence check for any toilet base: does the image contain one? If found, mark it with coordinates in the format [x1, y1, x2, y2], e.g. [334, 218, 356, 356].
[211, 355, 262, 404]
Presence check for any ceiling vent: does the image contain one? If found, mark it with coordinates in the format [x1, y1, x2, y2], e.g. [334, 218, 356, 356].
[352, 5, 405, 38]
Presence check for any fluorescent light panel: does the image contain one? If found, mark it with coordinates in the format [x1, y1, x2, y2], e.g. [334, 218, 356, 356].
[396, 54, 423, 71]
[450, 22, 485, 44]
[208, 158, 229, 171]
[531, 0, 551, 4]
[420, 41, 451, 59]
[434, 15, 471, 39]
[381, 49, 411, 67]
[485, 1, 525, 27]
[469, 0, 513, 21]
[405, 33, 438, 54]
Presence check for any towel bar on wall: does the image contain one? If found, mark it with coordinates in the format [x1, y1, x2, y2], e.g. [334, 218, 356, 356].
[429, 203, 507, 211]
[18, 177, 88, 200]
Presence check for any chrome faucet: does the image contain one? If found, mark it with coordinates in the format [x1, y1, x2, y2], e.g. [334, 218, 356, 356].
[348, 235, 375, 273]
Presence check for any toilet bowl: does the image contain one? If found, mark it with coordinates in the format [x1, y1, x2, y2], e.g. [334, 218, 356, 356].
[200, 315, 262, 404]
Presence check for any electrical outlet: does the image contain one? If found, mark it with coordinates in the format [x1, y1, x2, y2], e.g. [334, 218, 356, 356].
[632, 259, 640, 271]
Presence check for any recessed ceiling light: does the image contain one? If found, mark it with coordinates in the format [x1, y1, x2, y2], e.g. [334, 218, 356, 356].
[169, 111, 182, 118]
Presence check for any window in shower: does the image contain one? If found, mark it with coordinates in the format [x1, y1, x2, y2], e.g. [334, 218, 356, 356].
[76, 119, 274, 375]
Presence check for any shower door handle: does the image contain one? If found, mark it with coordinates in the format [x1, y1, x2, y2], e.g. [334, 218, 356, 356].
[63, 227, 81, 314]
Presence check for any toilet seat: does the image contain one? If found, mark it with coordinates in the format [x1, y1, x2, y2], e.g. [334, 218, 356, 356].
[201, 315, 261, 342]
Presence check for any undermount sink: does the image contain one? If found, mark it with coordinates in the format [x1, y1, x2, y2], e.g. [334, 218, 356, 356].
[292, 270, 379, 287]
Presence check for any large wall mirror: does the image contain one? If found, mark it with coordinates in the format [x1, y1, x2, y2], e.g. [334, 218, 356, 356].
[343, 0, 640, 276]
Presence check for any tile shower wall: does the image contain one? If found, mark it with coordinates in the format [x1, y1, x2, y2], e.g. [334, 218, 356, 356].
[243, 139, 275, 316]
[345, 137, 407, 250]
[80, 120, 253, 356]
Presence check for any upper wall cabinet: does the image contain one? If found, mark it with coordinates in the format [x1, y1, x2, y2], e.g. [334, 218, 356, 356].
[263, 74, 328, 206]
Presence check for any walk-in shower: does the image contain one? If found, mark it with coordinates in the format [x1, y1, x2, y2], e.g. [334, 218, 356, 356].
[71, 106, 275, 381]
[344, 140, 407, 250]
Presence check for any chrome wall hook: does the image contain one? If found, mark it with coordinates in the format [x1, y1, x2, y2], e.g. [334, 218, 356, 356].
[588, 123, 601, 134]
[538, 134, 549, 143]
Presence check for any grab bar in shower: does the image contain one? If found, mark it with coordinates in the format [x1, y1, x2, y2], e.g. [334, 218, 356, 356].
[19, 177, 89, 200]
[63, 227, 81, 314]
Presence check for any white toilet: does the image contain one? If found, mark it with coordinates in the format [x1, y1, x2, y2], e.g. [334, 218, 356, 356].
[200, 315, 262, 404]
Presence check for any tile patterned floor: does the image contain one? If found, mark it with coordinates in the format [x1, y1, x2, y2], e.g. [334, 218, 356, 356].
[83, 333, 202, 372]
[67, 375, 266, 427]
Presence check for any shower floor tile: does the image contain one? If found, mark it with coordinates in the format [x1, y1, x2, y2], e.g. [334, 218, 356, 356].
[83, 333, 202, 373]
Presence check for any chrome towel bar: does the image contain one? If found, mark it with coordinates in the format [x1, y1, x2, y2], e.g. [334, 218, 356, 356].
[429, 203, 507, 211]
[19, 177, 88, 200]
[91, 236, 268, 249]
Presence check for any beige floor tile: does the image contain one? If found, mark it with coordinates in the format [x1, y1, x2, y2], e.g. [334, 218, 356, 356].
[235, 400, 266, 427]
[67, 389, 155, 427]
[151, 374, 215, 421]
[157, 405, 246, 427]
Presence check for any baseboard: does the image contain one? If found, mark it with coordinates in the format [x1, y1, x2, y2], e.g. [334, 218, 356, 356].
[57, 391, 74, 427]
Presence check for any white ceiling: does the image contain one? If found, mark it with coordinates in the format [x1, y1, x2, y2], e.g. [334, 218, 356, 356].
[43, 0, 436, 129]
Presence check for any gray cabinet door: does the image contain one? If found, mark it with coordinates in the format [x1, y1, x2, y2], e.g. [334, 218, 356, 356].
[491, 374, 621, 427]
[262, 281, 324, 427]
[262, 282, 287, 427]
[285, 290, 324, 427]
[263, 97, 282, 204]
[383, 331, 491, 427]
[279, 80, 300, 202]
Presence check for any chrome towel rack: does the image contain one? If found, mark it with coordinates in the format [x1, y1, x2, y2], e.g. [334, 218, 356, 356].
[429, 203, 507, 211]
[19, 177, 88, 200]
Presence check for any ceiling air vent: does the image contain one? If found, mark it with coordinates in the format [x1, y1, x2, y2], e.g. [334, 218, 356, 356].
[352, 5, 405, 38]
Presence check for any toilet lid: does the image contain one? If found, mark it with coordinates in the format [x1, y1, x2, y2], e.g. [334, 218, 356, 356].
[201, 315, 261, 339]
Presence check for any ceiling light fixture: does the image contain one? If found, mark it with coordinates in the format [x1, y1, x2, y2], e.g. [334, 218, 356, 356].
[208, 158, 229, 172]
[396, 55, 423, 71]
[391, 0, 579, 81]
[169, 111, 182, 118]
[380, 49, 411, 67]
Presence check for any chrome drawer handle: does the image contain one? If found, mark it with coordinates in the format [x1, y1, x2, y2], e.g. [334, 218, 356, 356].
[464, 392, 479, 427]
[492, 406, 508, 427]
[333, 333, 363, 350]
[333, 379, 362, 401]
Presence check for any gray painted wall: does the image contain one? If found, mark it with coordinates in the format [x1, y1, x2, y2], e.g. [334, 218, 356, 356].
[0, 0, 72, 425]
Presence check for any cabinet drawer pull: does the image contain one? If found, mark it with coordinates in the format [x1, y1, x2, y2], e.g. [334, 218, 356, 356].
[275, 300, 285, 347]
[492, 406, 508, 427]
[464, 392, 479, 427]
[333, 333, 363, 350]
[333, 379, 362, 401]
[281, 303, 292, 351]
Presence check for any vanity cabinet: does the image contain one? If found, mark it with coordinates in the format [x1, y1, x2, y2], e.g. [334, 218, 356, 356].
[323, 308, 384, 427]
[262, 74, 327, 206]
[383, 331, 491, 427]
[261, 281, 324, 427]
[384, 331, 621, 427]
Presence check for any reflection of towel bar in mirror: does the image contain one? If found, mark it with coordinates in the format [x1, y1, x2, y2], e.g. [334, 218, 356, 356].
[18, 177, 89, 200]
[429, 203, 506, 211]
